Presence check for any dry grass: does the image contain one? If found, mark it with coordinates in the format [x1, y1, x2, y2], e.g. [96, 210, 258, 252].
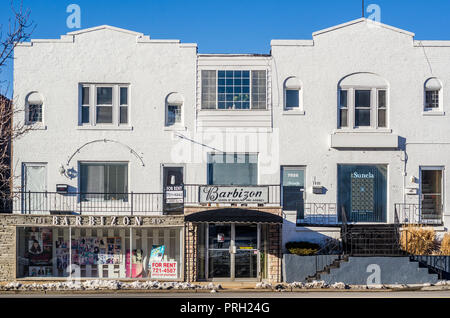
[400, 226, 437, 255]
[440, 233, 450, 255]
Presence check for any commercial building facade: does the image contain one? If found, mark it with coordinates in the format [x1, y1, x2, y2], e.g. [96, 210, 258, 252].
[2, 18, 449, 282]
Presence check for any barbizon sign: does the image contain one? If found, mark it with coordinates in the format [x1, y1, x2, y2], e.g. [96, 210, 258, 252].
[199, 186, 268, 203]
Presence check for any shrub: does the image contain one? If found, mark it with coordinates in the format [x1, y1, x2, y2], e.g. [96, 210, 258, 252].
[400, 226, 437, 255]
[285, 241, 321, 256]
[440, 233, 450, 255]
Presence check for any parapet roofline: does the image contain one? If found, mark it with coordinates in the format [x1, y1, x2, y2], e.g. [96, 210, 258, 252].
[312, 18, 415, 37]
[66, 25, 144, 37]
[18, 24, 197, 47]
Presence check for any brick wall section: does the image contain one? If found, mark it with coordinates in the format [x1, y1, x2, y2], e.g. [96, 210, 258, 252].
[268, 224, 281, 282]
[184, 222, 198, 282]
[0, 216, 16, 281]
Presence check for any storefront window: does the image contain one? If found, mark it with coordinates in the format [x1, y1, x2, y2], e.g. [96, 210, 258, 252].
[16, 227, 183, 280]
[337, 165, 387, 223]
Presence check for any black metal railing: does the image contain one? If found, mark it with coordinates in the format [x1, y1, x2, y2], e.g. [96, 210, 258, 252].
[394, 203, 443, 226]
[11, 191, 166, 215]
[296, 203, 339, 226]
[183, 184, 281, 206]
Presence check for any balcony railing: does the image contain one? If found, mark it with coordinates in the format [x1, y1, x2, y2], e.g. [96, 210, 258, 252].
[296, 203, 339, 226]
[7, 192, 166, 215]
[394, 203, 443, 226]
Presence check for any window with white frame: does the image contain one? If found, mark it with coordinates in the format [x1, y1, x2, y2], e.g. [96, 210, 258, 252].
[424, 78, 442, 111]
[80, 84, 129, 126]
[338, 87, 387, 128]
[338, 73, 388, 129]
[25, 92, 44, 125]
[339, 90, 348, 127]
[284, 77, 302, 110]
[167, 105, 181, 126]
[79, 162, 128, 201]
[165, 92, 183, 127]
[201, 70, 267, 110]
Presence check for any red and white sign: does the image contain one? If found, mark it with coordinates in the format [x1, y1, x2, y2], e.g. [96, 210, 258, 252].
[150, 261, 178, 279]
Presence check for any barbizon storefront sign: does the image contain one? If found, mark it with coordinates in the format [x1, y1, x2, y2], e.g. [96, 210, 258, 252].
[199, 186, 268, 203]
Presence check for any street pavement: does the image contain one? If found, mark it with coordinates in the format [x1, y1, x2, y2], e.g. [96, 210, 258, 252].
[1, 290, 450, 298]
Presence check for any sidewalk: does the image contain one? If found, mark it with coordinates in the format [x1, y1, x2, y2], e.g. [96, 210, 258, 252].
[0, 280, 449, 295]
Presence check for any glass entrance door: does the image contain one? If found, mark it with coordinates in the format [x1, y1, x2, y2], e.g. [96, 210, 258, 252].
[234, 224, 258, 279]
[207, 223, 259, 281]
[208, 224, 231, 279]
[420, 168, 443, 223]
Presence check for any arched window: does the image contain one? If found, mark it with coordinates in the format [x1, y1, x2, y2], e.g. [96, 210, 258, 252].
[338, 73, 388, 129]
[25, 92, 44, 124]
[424, 78, 443, 111]
[165, 92, 183, 127]
[284, 77, 302, 111]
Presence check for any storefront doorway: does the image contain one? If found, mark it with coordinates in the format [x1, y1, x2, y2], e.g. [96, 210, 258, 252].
[207, 223, 259, 281]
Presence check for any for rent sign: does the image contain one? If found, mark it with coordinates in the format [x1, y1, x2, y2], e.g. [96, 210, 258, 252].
[199, 186, 269, 204]
[150, 261, 178, 279]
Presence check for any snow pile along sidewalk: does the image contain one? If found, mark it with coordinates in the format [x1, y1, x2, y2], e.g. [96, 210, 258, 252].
[256, 280, 450, 290]
[0, 280, 223, 292]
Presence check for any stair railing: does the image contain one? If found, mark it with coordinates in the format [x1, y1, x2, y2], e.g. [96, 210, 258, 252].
[314, 238, 343, 275]
[340, 206, 349, 255]
[393, 206, 403, 255]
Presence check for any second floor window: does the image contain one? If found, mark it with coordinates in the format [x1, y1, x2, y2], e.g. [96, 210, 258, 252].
[338, 87, 387, 129]
[25, 92, 44, 125]
[201, 70, 267, 110]
[424, 78, 442, 112]
[80, 84, 129, 126]
[80, 162, 128, 201]
[166, 104, 181, 126]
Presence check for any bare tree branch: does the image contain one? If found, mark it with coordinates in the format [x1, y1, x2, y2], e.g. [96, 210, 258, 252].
[0, 0, 35, 208]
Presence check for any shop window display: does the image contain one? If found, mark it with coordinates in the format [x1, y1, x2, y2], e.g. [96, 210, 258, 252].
[17, 227, 182, 280]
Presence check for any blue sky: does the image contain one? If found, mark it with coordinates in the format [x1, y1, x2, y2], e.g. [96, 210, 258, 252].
[1, 0, 450, 97]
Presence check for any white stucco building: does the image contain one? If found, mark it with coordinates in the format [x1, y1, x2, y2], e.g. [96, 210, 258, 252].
[8, 18, 450, 282]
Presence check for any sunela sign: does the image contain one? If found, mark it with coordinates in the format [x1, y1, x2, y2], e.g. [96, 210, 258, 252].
[199, 186, 268, 204]
[351, 172, 375, 179]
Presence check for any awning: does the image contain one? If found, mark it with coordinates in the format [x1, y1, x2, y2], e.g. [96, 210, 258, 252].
[185, 208, 283, 224]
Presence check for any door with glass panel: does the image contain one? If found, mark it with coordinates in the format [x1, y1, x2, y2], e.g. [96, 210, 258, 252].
[281, 167, 305, 225]
[420, 167, 443, 224]
[208, 224, 232, 279]
[207, 223, 259, 281]
[162, 166, 184, 213]
[234, 224, 258, 280]
[22, 163, 47, 213]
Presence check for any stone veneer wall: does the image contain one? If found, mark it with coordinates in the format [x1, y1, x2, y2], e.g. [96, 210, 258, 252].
[184, 206, 282, 283]
[0, 215, 17, 281]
